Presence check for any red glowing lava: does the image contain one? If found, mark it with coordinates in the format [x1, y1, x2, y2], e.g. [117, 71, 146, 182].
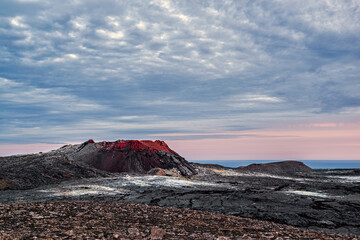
[100, 140, 177, 154]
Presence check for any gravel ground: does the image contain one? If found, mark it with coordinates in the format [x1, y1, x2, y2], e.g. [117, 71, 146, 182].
[0, 201, 358, 239]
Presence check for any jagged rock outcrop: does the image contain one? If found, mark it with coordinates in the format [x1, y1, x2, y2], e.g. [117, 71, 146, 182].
[236, 160, 312, 175]
[0, 139, 196, 190]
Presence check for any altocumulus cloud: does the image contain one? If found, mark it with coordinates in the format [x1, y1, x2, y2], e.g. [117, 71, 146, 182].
[0, 0, 360, 144]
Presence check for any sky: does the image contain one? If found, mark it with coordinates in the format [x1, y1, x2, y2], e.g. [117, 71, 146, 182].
[0, 0, 360, 160]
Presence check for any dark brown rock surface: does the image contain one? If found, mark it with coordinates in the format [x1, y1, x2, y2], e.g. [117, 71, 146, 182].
[0, 201, 357, 239]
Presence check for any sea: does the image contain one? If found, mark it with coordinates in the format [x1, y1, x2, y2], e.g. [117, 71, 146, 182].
[189, 160, 360, 169]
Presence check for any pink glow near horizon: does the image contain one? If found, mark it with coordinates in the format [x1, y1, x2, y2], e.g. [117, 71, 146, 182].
[0, 143, 79, 157]
[167, 123, 360, 160]
[1, 122, 359, 160]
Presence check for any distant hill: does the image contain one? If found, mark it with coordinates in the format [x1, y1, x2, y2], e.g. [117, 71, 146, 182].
[236, 160, 312, 175]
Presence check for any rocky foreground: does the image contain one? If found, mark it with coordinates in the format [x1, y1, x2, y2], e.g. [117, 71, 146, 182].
[0, 201, 357, 240]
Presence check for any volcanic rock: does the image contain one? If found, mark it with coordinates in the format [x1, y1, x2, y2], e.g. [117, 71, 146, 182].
[236, 160, 312, 175]
[0, 139, 196, 190]
[0, 150, 111, 190]
[68, 139, 196, 176]
[147, 168, 181, 176]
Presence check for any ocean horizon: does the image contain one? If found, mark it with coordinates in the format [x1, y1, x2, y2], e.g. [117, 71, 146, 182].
[189, 160, 360, 169]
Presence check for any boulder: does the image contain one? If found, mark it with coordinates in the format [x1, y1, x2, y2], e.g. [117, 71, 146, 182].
[0, 176, 13, 190]
[147, 168, 181, 176]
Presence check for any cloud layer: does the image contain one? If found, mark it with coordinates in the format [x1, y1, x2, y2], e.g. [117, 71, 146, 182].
[1, 0, 360, 158]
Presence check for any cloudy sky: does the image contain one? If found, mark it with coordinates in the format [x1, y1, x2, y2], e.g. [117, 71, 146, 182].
[1, 0, 360, 159]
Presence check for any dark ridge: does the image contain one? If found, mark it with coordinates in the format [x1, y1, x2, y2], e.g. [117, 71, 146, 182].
[236, 160, 312, 175]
